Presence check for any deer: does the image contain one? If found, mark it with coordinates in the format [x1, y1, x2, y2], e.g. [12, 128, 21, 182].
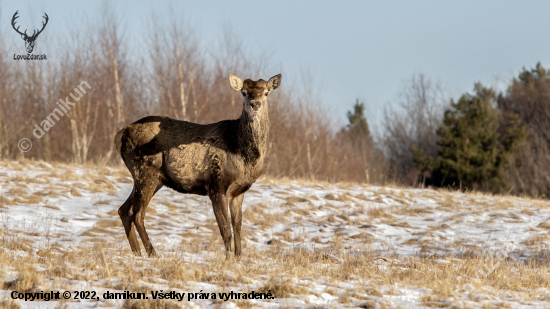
[11, 11, 49, 54]
[114, 73, 281, 258]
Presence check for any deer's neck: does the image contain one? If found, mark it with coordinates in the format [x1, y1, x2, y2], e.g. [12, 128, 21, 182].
[236, 109, 269, 164]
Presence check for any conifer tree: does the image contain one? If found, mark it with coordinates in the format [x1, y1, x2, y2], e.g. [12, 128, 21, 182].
[499, 62, 550, 196]
[346, 99, 372, 146]
[415, 83, 526, 192]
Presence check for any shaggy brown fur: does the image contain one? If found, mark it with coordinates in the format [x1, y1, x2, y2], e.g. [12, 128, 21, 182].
[115, 73, 281, 258]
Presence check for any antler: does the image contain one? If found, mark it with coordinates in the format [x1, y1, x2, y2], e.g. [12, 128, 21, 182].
[29, 13, 49, 39]
[11, 11, 27, 38]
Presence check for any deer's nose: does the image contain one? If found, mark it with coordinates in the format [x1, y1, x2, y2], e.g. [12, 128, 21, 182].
[250, 101, 261, 111]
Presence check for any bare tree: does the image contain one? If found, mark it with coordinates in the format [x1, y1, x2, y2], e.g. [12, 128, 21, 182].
[147, 17, 201, 121]
[96, 6, 127, 163]
[382, 74, 447, 185]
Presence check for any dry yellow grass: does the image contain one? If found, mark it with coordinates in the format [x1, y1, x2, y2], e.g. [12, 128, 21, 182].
[70, 187, 82, 197]
[3, 264, 44, 292]
[0, 225, 548, 308]
[367, 207, 392, 219]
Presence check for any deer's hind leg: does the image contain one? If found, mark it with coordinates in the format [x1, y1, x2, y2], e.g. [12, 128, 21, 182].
[132, 177, 163, 257]
[119, 187, 140, 254]
[119, 180, 163, 256]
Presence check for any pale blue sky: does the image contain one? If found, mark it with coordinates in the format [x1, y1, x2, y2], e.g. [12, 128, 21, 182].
[3, 0, 550, 130]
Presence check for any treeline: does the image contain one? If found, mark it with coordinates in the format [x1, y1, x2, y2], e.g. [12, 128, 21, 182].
[0, 9, 385, 183]
[2, 9, 550, 197]
[370, 63, 550, 197]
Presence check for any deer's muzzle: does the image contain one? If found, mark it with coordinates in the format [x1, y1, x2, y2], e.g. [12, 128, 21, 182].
[250, 101, 262, 112]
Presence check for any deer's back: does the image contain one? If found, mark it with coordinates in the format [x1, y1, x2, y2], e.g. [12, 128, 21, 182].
[118, 115, 263, 197]
[119, 116, 214, 153]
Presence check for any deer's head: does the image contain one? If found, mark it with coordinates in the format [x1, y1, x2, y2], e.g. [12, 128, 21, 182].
[12, 11, 49, 54]
[229, 73, 282, 121]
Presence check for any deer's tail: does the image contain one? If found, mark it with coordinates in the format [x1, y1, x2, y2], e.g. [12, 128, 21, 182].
[114, 127, 126, 155]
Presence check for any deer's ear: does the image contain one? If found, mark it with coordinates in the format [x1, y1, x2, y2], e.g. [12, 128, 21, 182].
[268, 74, 282, 91]
[229, 73, 243, 91]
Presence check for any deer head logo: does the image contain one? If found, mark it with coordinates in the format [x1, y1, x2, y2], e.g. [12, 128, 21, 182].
[11, 11, 49, 54]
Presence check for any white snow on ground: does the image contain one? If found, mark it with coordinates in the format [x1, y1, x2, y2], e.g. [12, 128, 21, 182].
[0, 160, 549, 308]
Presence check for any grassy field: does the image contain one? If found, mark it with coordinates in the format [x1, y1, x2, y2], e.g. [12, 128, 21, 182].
[0, 160, 549, 308]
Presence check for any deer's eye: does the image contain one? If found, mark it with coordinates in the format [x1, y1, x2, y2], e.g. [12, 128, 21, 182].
[265, 92, 269, 96]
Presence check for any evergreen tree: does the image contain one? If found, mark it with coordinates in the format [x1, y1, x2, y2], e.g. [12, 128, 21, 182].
[338, 99, 375, 183]
[499, 62, 550, 196]
[346, 99, 372, 146]
[415, 83, 526, 192]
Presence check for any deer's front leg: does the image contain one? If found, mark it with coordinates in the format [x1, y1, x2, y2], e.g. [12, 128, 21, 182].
[229, 193, 244, 256]
[210, 193, 232, 259]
